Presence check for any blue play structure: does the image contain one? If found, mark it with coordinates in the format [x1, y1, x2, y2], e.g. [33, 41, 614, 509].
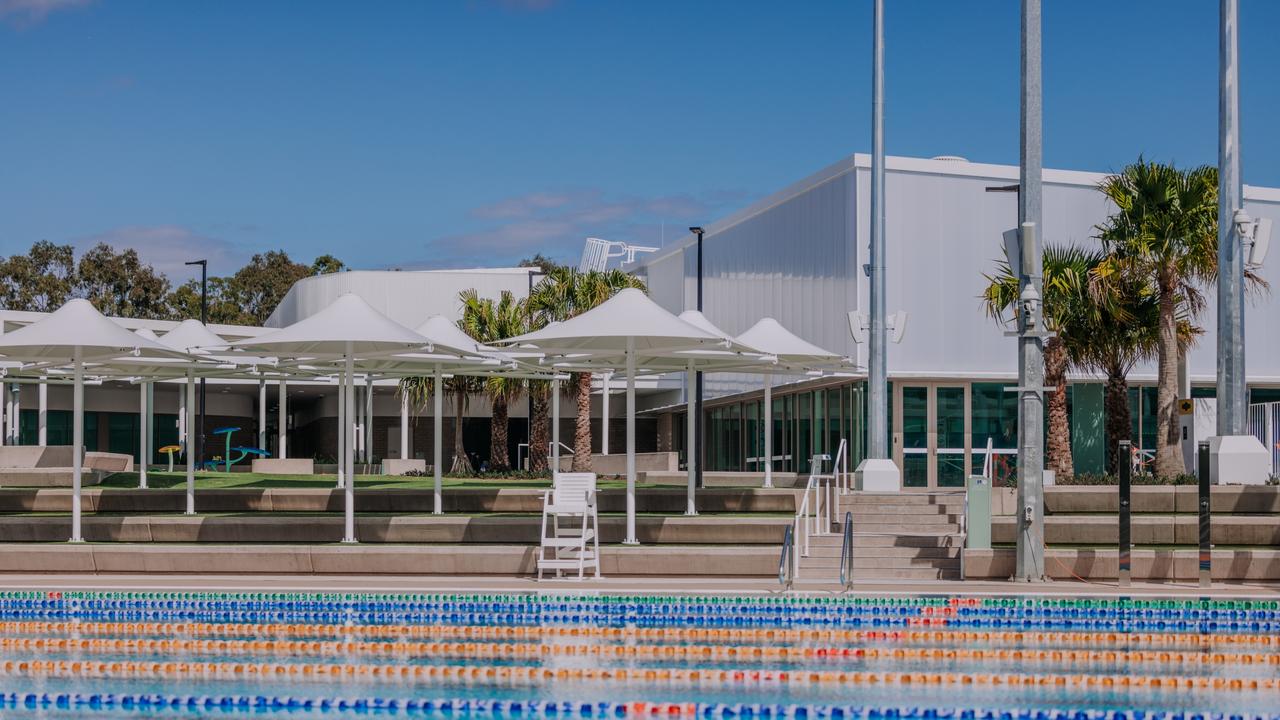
[201, 427, 271, 472]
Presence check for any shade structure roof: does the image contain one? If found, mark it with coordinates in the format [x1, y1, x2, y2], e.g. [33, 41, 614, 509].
[499, 289, 723, 357]
[735, 318, 849, 370]
[0, 299, 181, 364]
[551, 309, 775, 375]
[227, 293, 434, 359]
[162, 320, 230, 354]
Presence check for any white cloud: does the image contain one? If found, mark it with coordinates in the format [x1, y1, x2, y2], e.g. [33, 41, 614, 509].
[73, 225, 249, 281]
[0, 0, 92, 28]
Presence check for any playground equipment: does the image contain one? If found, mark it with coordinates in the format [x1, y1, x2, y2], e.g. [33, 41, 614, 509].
[208, 427, 271, 472]
[158, 445, 182, 472]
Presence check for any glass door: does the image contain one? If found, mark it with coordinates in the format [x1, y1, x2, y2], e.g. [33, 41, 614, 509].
[894, 383, 970, 489]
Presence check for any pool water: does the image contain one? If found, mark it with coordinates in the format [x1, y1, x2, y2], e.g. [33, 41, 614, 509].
[0, 592, 1276, 719]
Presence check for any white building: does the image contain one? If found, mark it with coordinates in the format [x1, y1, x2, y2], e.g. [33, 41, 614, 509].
[627, 154, 1280, 485]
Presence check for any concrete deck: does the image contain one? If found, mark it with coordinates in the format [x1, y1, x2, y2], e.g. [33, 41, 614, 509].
[3, 573, 1278, 598]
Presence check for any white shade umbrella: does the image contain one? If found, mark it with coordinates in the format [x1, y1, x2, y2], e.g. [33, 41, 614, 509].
[0, 299, 181, 542]
[736, 318, 851, 488]
[500, 288, 724, 544]
[229, 293, 433, 543]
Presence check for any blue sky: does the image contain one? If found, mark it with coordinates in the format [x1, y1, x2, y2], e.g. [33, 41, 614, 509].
[1, 0, 1277, 279]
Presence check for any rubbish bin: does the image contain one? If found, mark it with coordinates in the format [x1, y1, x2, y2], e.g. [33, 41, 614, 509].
[966, 475, 991, 550]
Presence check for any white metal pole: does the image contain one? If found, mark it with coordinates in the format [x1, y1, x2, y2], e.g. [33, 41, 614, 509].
[37, 382, 47, 447]
[139, 382, 149, 489]
[601, 372, 611, 455]
[278, 379, 287, 459]
[336, 371, 346, 489]
[71, 351, 83, 543]
[343, 348, 356, 543]
[185, 370, 196, 515]
[433, 365, 443, 515]
[257, 380, 266, 453]
[365, 376, 373, 468]
[552, 377, 561, 473]
[178, 383, 187, 458]
[625, 337, 638, 545]
[686, 360, 697, 516]
[868, 0, 889, 461]
[146, 381, 154, 474]
[400, 391, 410, 460]
[763, 373, 774, 488]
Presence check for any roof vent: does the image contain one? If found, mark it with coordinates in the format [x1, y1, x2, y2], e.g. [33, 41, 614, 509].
[931, 155, 969, 163]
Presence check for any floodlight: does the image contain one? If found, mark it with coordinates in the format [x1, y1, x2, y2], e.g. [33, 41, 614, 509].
[889, 311, 908, 344]
[847, 311, 868, 344]
[1002, 228, 1021, 275]
[1248, 217, 1271, 268]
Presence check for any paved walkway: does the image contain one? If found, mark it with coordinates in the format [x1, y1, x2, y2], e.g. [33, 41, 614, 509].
[4, 574, 1279, 598]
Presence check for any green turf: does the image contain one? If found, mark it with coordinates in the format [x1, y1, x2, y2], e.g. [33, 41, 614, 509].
[93, 471, 641, 491]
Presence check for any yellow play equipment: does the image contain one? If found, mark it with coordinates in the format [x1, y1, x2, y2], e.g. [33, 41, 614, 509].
[159, 445, 183, 472]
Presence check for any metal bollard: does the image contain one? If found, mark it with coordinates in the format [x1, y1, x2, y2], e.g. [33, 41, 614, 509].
[1197, 441, 1211, 589]
[1117, 440, 1131, 588]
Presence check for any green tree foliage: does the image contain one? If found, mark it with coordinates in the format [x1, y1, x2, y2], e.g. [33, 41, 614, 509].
[165, 249, 346, 325]
[518, 253, 564, 275]
[459, 289, 528, 471]
[74, 243, 172, 319]
[0, 241, 76, 312]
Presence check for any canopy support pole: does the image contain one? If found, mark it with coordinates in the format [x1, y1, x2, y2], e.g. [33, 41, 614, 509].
[185, 369, 196, 516]
[400, 391, 410, 460]
[70, 349, 84, 543]
[179, 384, 187, 458]
[433, 365, 443, 515]
[342, 347, 357, 543]
[601, 372, 611, 456]
[139, 382, 149, 489]
[257, 380, 267, 455]
[685, 359, 697, 516]
[624, 337, 638, 545]
[364, 376, 373, 469]
[336, 371, 346, 489]
[278, 380, 287, 459]
[37, 382, 47, 447]
[763, 373, 774, 488]
[552, 377, 560, 472]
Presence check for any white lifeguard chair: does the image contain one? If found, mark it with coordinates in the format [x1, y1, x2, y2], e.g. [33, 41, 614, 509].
[578, 238, 658, 273]
[537, 472, 601, 580]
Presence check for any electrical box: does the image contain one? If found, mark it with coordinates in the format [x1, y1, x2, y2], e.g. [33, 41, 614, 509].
[965, 475, 991, 550]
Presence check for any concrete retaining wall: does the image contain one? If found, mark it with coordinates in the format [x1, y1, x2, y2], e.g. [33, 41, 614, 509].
[992, 515, 1280, 546]
[0, 543, 777, 576]
[558, 452, 678, 474]
[0, 487, 798, 514]
[251, 458, 316, 475]
[990, 486, 1280, 515]
[964, 547, 1280, 581]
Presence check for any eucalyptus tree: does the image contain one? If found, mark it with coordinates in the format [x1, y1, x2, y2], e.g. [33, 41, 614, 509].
[528, 267, 645, 472]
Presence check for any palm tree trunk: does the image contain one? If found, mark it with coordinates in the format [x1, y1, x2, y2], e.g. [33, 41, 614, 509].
[450, 387, 473, 475]
[1153, 275, 1182, 478]
[489, 395, 510, 471]
[530, 392, 550, 473]
[1044, 336, 1073, 481]
[572, 372, 593, 472]
[1104, 362, 1130, 476]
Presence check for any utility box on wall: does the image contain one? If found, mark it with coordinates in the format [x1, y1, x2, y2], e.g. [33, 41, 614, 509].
[965, 475, 991, 550]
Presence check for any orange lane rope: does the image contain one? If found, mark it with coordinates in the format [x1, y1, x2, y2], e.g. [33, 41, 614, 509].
[0, 658, 1273, 692]
[1, 621, 1272, 650]
[0, 636, 1276, 669]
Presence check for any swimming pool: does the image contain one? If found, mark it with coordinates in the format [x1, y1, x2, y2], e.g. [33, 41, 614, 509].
[0, 592, 1276, 719]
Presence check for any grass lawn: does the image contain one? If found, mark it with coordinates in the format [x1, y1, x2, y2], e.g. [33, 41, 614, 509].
[96, 472, 638, 491]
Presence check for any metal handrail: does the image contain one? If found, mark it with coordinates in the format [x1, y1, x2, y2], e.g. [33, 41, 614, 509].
[838, 511, 854, 591]
[778, 525, 795, 589]
[550, 441, 575, 456]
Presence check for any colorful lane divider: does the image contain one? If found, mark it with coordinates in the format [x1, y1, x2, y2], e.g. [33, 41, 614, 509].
[0, 659, 1275, 692]
[2, 692, 1276, 720]
[4, 620, 1275, 650]
[2, 635, 1278, 670]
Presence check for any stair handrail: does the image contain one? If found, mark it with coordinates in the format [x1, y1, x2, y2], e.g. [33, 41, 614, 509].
[834, 439, 850, 494]
[838, 510, 854, 590]
[778, 525, 795, 590]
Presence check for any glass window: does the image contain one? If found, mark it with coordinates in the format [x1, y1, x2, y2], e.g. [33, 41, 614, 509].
[771, 395, 787, 472]
[1139, 386, 1158, 454]
[901, 386, 928, 488]
[936, 387, 966, 488]
[796, 392, 812, 474]
[971, 383, 1017, 480]
[826, 388, 843, 464]
[744, 400, 760, 472]
[813, 391, 826, 458]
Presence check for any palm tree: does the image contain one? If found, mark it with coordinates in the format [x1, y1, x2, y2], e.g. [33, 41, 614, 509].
[459, 289, 526, 471]
[528, 267, 645, 472]
[1094, 159, 1220, 477]
[398, 374, 479, 475]
[983, 244, 1106, 482]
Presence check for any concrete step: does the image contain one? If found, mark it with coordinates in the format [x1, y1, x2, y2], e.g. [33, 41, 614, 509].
[801, 557, 959, 573]
[0, 543, 778, 576]
[843, 492, 964, 506]
[846, 514, 963, 525]
[816, 532, 963, 548]
[798, 566, 961, 581]
[845, 522, 962, 535]
[0, 514, 791, 545]
[803, 543, 961, 559]
[845, 504, 962, 516]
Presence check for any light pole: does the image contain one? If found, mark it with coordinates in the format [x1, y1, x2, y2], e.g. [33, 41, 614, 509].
[185, 259, 207, 469]
[690, 226, 705, 488]
[1217, 0, 1245, 437]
